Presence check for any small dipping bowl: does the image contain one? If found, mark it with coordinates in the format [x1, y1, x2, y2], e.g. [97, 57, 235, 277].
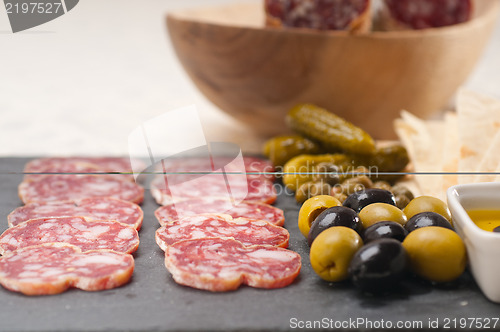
[447, 182, 500, 303]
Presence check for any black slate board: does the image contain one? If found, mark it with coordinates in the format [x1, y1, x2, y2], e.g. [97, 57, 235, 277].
[0, 157, 498, 332]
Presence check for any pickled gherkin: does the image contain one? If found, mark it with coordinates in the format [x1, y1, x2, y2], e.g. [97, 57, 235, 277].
[286, 104, 376, 155]
[352, 144, 409, 173]
[283, 154, 351, 192]
[263, 135, 322, 167]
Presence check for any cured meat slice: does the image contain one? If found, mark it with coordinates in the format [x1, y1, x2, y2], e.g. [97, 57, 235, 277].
[165, 238, 301, 291]
[0, 217, 139, 254]
[265, 0, 372, 32]
[24, 157, 142, 182]
[151, 156, 276, 204]
[382, 0, 472, 30]
[151, 174, 276, 205]
[154, 197, 284, 226]
[18, 175, 144, 204]
[158, 156, 275, 181]
[155, 214, 289, 250]
[0, 243, 134, 296]
[8, 197, 143, 230]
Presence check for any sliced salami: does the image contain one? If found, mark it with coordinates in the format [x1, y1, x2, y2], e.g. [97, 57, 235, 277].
[0, 217, 139, 254]
[0, 243, 134, 296]
[155, 214, 289, 250]
[24, 157, 142, 182]
[8, 197, 143, 230]
[18, 175, 144, 204]
[151, 173, 276, 205]
[25, 157, 137, 174]
[382, 0, 472, 30]
[165, 238, 301, 291]
[265, 0, 372, 32]
[154, 198, 284, 226]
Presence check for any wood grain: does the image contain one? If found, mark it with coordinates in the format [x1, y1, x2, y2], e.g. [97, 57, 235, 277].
[167, 1, 499, 139]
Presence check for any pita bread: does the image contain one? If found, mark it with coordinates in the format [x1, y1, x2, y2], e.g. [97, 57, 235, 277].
[457, 90, 500, 184]
[395, 111, 445, 199]
[441, 112, 460, 191]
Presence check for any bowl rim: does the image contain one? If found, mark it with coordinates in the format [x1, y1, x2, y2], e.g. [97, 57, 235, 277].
[447, 182, 500, 240]
[167, 0, 500, 40]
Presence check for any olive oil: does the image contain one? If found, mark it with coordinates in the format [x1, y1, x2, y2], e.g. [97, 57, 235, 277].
[467, 209, 500, 232]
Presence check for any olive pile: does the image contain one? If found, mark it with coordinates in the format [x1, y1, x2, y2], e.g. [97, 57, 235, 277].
[299, 192, 467, 293]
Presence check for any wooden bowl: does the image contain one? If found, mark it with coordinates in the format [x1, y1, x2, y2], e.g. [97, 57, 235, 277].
[167, 1, 499, 139]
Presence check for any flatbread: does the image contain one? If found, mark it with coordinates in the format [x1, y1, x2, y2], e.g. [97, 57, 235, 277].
[457, 90, 500, 184]
[441, 112, 460, 191]
[395, 111, 445, 200]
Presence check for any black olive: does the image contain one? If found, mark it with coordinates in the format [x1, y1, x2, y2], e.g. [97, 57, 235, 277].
[343, 189, 396, 213]
[349, 239, 408, 293]
[405, 212, 453, 233]
[494, 226, 500, 233]
[362, 221, 408, 243]
[308, 206, 361, 246]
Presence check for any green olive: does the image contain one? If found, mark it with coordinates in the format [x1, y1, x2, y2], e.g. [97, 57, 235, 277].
[403, 196, 452, 224]
[402, 227, 466, 282]
[334, 175, 373, 196]
[298, 195, 341, 238]
[392, 184, 414, 201]
[395, 194, 412, 209]
[295, 181, 332, 203]
[359, 203, 407, 229]
[332, 192, 348, 204]
[372, 181, 392, 191]
[310, 226, 363, 282]
[312, 162, 340, 186]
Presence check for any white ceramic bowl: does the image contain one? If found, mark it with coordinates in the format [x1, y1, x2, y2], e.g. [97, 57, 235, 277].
[447, 182, 500, 303]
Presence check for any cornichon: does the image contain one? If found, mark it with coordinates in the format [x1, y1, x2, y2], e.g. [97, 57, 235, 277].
[286, 104, 376, 155]
[352, 144, 409, 172]
[263, 135, 322, 167]
[283, 154, 350, 192]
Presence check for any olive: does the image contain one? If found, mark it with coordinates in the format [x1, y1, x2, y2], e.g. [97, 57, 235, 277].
[403, 196, 452, 224]
[343, 188, 396, 213]
[402, 227, 466, 282]
[349, 239, 408, 293]
[312, 162, 340, 186]
[395, 194, 411, 209]
[405, 212, 453, 233]
[298, 195, 341, 238]
[295, 181, 332, 203]
[335, 175, 373, 196]
[391, 184, 414, 201]
[359, 203, 407, 229]
[494, 226, 500, 233]
[308, 206, 361, 246]
[331, 191, 348, 204]
[372, 181, 392, 191]
[362, 221, 408, 243]
[310, 227, 363, 282]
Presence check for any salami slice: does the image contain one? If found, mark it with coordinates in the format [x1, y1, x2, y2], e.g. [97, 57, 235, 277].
[24, 157, 142, 182]
[0, 217, 139, 254]
[382, 0, 472, 30]
[0, 243, 134, 296]
[154, 198, 284, 226]
[157, 156, 274, 182]
[151, 174, 276, 205]
[8, 197, 143, 230]
[155, 214, 289, 250]
[165, 238, 301, 291]
[265, 0, 372, 32]
[18, 175, 144, 204]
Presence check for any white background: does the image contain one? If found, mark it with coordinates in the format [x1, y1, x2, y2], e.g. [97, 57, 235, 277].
[0, 0, 499, 156]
